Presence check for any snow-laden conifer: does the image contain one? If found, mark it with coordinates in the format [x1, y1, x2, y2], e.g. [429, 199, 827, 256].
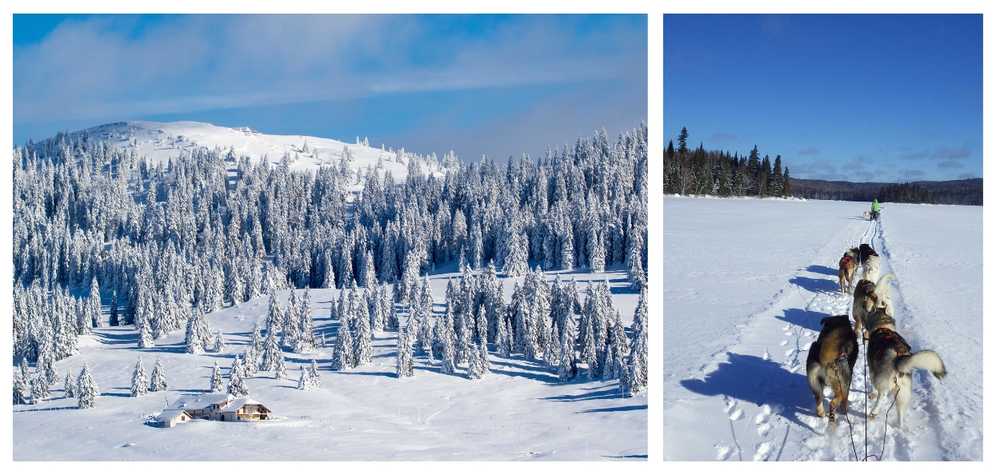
[130, 357, 147, 397]
[148, 359, 168, 392]
[77, 364, 98, 409]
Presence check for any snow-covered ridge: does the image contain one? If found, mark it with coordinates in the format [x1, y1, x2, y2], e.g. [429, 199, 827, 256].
[69, 120, 456, 180]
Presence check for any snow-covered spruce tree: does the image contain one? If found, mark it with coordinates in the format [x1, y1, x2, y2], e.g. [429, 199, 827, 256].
[368, 288, 385, 334]
[308, 359, 321, 388]
[501, 223, 529, 277]
[243, 323, 262, 372]
[588, 225, 606, 273]
[354, 304, 374, 366]
[14, 365, 31, 405]
[77, 364, 98, 409]
[130, 357, 148, 397]
[496, 316, 512, 359]
[282, 291, 301, 350]
[623, 292, 648, 396]
[381, 284, 397, 331]
[437, 302, 457, 374]
[467, 334, 490, 379]
[299, 288, 316, 351]
[455, 306, 473, 364]
[185, 312, 205, 354]
[212, 330, 226, 353]
[330, 317, 354, 371]
[210, 361, 224, 393]
[136, 310, 154, 349]
[148, 359, 168, 392]
[30, 371, 50, 402]
[543, 322, 561, 367]
[228, 357, 250, 397]
[396, 322, 414, 378]
[579, 309, 599, 379]
[627, 238, 647, 291]
[63, 372, 76, 399]
[557, 337, 576, 383]
[604, 318, 629, 381]
[36, 342, 58, 384]
[89, 276, 102, 329]
[260, 327, 284, 377]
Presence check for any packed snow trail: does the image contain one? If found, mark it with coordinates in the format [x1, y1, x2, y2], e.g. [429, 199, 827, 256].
[663, 197, 981, 461]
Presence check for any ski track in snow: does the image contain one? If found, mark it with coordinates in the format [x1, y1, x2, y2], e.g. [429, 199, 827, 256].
[664, 197, 981, 461]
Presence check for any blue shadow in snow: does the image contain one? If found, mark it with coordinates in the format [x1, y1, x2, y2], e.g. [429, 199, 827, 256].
[775, 308, 826, 333]
[789, 276, 839, 294]
[679, 352, 817, 432]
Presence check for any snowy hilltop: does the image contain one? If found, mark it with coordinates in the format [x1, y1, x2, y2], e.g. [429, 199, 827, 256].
[54, 120, 456, 186]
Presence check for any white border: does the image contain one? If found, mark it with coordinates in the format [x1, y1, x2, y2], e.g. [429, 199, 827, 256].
[2, 0, 995, 472]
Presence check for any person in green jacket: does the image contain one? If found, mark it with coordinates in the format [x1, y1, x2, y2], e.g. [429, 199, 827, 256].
[870, 198, 880, 221]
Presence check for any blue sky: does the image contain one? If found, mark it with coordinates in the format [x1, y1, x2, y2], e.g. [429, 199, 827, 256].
[665, 14, 982, 182]
[14, 14, 646, 161]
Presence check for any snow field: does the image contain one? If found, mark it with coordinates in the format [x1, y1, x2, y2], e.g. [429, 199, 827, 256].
[14, 269, 646, 461]
[663, 196, 981, 461]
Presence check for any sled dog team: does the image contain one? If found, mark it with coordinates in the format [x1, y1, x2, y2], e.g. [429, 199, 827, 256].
[808, 243, 946, 427]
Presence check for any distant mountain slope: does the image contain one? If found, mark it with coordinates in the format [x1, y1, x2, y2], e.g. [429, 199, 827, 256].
[47, 120, 456, 181]
[790, 178, 982, 205]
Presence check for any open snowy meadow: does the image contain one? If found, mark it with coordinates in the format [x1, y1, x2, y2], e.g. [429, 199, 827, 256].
[663, 196, 982, 461]
[14, 269, 646, 461]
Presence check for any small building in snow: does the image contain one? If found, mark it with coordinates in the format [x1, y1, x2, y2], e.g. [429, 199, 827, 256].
[155, 408, 192, 428]
[154, 393, 272, 427]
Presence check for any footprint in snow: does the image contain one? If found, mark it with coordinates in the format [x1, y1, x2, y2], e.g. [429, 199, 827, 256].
[715, 444, 733, 461]
[753, 441, 773, 461]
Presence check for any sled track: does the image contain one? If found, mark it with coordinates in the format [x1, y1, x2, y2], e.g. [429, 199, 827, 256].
[699, 213, 946, 461]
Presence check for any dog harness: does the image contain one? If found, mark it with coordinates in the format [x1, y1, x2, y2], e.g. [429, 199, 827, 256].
[870, 327, 911, 357]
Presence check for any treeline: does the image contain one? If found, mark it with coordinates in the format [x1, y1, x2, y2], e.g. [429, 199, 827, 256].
[662, 127, 790, 197]
[790, 178, 983, 205]
[12, 124, 647, 368]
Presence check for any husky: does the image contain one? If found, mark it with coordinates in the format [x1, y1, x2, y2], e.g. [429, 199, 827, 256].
[852, 274, 894, 338]
[858, 244, 881, 282]
[866, 320, 946, 426]
[806, 315, 859, 422]
[838, 248, 860, 293]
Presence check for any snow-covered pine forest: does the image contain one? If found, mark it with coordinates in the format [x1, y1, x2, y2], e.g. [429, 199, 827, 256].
[12, 121, 648, 460]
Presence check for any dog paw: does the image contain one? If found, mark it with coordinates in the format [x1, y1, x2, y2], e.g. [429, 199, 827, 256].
[729, 408, 744, 421]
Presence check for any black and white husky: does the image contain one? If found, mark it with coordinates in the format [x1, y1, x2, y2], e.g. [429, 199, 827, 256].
[858, 243, 881, 282]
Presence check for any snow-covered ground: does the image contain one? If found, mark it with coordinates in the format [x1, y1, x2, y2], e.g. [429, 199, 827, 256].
[14, 269, 646, 461]
[663, 196, 982, 461]
[68, 121, 453, 183]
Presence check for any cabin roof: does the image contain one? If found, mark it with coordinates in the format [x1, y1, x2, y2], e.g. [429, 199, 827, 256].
[219, 397, 269, 413]
[168, 393, 232, 410]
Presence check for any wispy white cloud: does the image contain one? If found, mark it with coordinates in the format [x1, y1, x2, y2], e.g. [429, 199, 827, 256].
[15, 15, 644, 125]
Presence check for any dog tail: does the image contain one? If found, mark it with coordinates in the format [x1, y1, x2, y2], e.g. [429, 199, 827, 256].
[895, 350, 947, 379]
[874, 273, 894, 301]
